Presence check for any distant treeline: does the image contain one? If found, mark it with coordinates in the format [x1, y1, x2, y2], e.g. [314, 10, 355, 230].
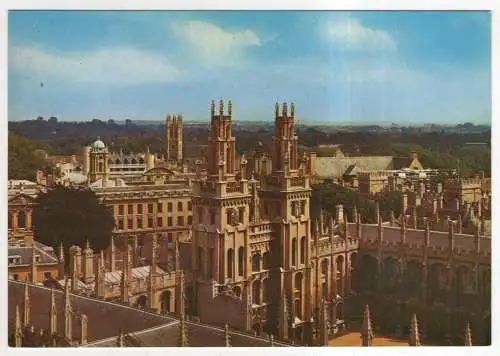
[8, 118, 491, 180]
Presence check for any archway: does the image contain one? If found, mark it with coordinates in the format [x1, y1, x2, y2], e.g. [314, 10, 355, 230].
[136, 295, 147, 309]
[429, 262, 447, 303]
[263, 278, 272, 303]
[161, 290, 172, 313]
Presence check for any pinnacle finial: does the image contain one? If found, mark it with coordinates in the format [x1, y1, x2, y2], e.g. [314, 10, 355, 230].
[224, 324, 231, 347]
[361, 304, 373, 346]
[219, 99, 224, 116]
[409, 314, 421, 346]
[282, 102, 288, 116]
[211, 100, 215, 116]
[275, 102, 279, 117]
[465, 322, 472, 346]
[228, 100, 232, 116]
[290, 102, 295, 116]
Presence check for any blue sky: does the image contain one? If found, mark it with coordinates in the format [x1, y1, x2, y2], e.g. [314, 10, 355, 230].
[8, 11, 491, 124]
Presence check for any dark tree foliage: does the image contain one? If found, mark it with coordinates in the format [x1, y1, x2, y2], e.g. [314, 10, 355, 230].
[311, 184, 405, 223]
[32, 185, 115, 253]
[311, 183, 376, 223]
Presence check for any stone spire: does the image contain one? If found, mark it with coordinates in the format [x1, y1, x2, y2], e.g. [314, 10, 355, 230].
[80, 314, 88, 345]
[148, 264, 156, 310]
[390, 210, 396, 225]
[177, 316, 189, 347]
[270, 334, 275, 347]
[58, 242, 65, 277]
[120, 263, 129, 304]
[408, 314, 421, 346]
[31, 247, 37, 284]
[95, 259, 105, 298]
[64, 279, 72, 342]
[110, 236, 116, 272]
[400, 214, 407, 245]
[117, 329, 125, 347]
[100, 249, 105, 271]
[319, 299, 329, 346]
[412, 206, 418, 229]
[375, 200, 380, 224]
[175, 239, 181, 271]
[474, 223, 481, 253]
[424, 218, 431, 246]
[82, 240, 94, 284]
[353, 205, 358, 223]
[175, 269, 185, 318]
[360, 305, 373, 346]
[448, 219, 455, 252]
[23, 279, 30, 326]
[319, 211, 325, 235]
[125, 244, 132, 281]
[464, 322, 472, 346]
[356, 213, 362, 238]
[224, 324, 231, 347]
[14, 304, 22, 347]
[50, 288, 57, 336]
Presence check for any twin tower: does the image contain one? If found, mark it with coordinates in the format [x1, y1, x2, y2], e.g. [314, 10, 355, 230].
[165, 99, 297, 169]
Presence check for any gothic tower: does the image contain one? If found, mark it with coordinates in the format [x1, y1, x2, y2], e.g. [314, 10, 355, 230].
[88, 137, 109, 183]
[260, 102, 313, 341]
[191, 100, 252, 328]
[165, 114, 184, 167]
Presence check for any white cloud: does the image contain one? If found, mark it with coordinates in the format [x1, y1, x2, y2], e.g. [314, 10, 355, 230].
[9, 45, 182, 85]
[324, 17, 396, 52]
[170, 20, 261, 67]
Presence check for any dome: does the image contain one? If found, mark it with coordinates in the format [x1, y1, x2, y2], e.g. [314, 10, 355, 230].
[91, 137, 106, 149]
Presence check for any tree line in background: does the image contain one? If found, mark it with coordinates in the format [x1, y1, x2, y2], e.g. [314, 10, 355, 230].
[8, 118, 490, 181]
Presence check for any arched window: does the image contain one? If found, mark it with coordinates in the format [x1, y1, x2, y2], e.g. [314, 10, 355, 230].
[252, 280, 261, 305]
[98, 162, 103, 172]
[252, 253, 261, 272]
[161, 291, 171, 313]
[115, 158, 120, 164]
[139, 158, 145, 164]
[291, 238, 297, 267]
[238, 247, 244, 276]
[227, 249, 234, 279]
[131, 158, 137, 164]
[300, 236, 306, 264]
[123, 158, 129, 165]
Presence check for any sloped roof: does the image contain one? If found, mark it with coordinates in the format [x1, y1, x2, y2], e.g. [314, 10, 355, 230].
[314, 156, 394, 178]
[8, 241, 58, 266]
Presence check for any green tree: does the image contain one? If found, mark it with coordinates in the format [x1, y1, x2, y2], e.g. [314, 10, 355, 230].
[32, 185, 115, 254]
[8, 132, 47, 181]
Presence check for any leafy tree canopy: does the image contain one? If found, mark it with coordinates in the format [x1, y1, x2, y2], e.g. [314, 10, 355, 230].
[32, 185, 115, 254]
[8, 131, 48, 181]
[311, 183, 404, 223]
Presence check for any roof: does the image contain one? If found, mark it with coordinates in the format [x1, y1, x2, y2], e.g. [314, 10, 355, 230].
[314, 156, 394, 178]
[8, 280, 291, 347]
[8, 240, 58, 267]
[60, 172, 87, 184]
[91, 139, 106, 149]
[8, 280, 174, 343]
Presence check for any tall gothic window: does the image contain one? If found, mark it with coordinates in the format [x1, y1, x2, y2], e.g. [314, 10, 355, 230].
[238, 247, 244, 276]
[227, 249, 234, 279]
[300, 236, 306, 264]
[291, 238, 297, 267]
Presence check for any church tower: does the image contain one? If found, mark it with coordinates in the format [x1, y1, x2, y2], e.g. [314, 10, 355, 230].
[260, 102, 313, 341]
[165, 114, 184, 167]
[191, 100, 252, 327]
[88, 137, 109, 183]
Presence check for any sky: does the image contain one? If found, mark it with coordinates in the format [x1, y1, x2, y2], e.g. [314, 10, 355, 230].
[8, 11, 491, 124]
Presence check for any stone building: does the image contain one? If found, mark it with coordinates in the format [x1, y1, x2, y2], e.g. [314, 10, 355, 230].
[8, 239, 60, 283]
[8, 180, 46, 241]
[165, 114, 184, 168]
